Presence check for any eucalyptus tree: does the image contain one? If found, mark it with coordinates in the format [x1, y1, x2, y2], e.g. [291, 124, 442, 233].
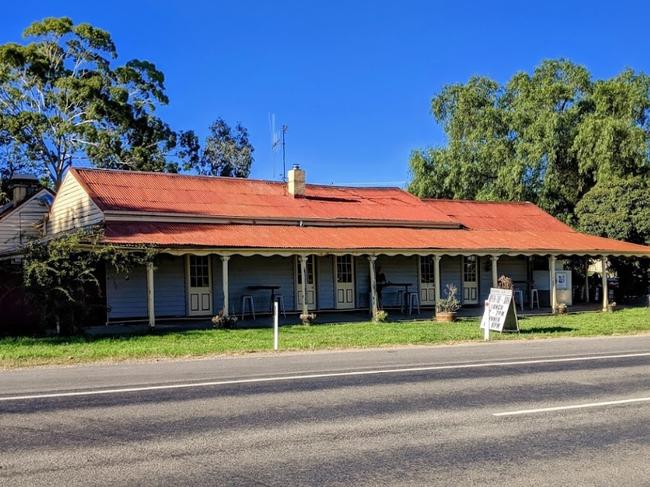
[0, 17, 178, 189]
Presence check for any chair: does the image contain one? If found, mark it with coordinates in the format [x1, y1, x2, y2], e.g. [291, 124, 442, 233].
[530, 288, 540, 310]
[241, 295, 256, 320]
[406, 291, 420, 315]
[273, 294, 286, 318]
[513, 289, 524, 312]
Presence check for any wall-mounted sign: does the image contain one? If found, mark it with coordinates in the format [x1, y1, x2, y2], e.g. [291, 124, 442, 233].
[556, 271, 569, 290]
[480, 288, 519, 333]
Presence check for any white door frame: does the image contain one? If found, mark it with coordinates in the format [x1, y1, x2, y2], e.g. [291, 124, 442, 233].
[418, 256, 436, 306]
[186, 255, 213, 316]
[334, 255, 355, 309]
[295, 256, 317, 310]
[462, 256, 479, 304]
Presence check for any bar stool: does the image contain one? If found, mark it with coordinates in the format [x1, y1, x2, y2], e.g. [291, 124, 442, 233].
[513, 289, 524, 312]
[241, 295, 256, 320]
[273, 294, 286, 318]
[406, 291, 420, 315]
[530, 288, 540, 310]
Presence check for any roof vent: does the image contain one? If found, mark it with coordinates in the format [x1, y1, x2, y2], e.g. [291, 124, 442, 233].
[287, 164, 305, 197]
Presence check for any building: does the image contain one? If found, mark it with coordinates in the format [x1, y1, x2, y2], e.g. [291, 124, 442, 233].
[2, 166, 650, 326]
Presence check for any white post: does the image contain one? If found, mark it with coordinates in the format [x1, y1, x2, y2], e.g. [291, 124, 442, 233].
[601, 256, 609, 311]
[368, 255, 378, 320]
[491, 255, 499, 288]
[549, 255, 557, 313]
[221, 255, 230, 316]
[299, 255, 308, 316]
[483, 300, 490, 341]
[146, 261, 155, 328]
[434, 255, 442, 306]
[584, 258, 590, 303]
[273, 300, 279, 351]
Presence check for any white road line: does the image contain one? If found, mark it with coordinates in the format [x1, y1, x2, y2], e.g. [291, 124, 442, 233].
[494, 396, 650, 416]
[1, 351, 649, 402]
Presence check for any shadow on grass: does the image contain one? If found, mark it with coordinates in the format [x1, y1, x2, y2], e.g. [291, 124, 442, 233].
[520, 326, 575, 334]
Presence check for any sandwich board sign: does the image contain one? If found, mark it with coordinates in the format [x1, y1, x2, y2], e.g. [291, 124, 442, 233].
[480, 288, 519, 337]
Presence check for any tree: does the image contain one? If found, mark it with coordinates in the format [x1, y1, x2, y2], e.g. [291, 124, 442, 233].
[183, 118, 254, 177]
[409, 59, 650, 225]
[0, 17, 178, 190]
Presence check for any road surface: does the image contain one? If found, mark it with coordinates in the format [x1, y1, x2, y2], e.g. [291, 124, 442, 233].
[1, 335, 650, 486]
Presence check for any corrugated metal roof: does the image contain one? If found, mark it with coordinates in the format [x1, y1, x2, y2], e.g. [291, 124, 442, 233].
[104, 221, 650, 254]
[72, 168, 457, 225]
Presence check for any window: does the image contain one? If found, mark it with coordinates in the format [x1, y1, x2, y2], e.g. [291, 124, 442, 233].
[420, 256, 434, 283]
[189, 255, 210, 288]
[463, 256, 477, 282]
[337, 255, 353, 283]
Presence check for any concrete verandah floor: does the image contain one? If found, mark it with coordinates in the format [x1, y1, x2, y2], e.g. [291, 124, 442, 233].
[86, 303, 606, 337]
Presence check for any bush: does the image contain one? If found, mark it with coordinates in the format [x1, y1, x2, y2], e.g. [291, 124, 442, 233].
[436, 284, 460, 313]
[374, 310, 389, 323]
[211, 310, 238, 329]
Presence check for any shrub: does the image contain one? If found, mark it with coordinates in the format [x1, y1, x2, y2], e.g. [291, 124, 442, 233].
[212, 310, 238, 329]
[436, 283, 460, 313]
[374, 310, 389, 323]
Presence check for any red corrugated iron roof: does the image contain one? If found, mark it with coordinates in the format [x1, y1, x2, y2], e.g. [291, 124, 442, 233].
[423, 199, 575, 232]
[104, 221, 650, 255]
[71, 168, 457, 225]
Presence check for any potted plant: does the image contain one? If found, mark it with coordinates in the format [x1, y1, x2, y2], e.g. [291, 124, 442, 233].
[436, 284, 460, 322]
[212, 310, 238, 329]
[556, 303, 568, 314]
[300, 312, 317, 325]
[607, 301, 617, 312]
[374, 309, 389, 323]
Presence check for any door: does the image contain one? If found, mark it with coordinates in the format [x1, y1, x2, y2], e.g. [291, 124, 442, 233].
[295, 256, 316, 310]
[462, 256, 479, 304]
[335, 255, 355, 309]
[419, 256, 436, 306]
[186, 255, 213, 316]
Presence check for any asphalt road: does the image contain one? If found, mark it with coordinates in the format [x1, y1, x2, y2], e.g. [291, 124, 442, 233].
[2, 336, 650, 486]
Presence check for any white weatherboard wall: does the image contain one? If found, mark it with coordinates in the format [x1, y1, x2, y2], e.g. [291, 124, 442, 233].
[47, 172, 103, 235]
[0, 190, 50, 253]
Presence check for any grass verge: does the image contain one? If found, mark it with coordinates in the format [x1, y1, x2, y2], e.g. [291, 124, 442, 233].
[1, 307, 649, 368]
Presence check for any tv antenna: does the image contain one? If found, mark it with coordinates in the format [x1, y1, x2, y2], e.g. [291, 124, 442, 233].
[270, 113, 288, 181]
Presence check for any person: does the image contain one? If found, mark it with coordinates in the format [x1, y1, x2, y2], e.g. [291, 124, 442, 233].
[376, 265, 388, 309]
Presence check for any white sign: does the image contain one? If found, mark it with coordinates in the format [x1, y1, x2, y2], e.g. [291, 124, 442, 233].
[556, 271, 569, 290]
[480, 288, 519, 333]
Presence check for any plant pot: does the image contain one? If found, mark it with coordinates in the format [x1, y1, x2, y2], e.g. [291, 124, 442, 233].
[436, 311, 457, 322]
[607, 303, 617, 313]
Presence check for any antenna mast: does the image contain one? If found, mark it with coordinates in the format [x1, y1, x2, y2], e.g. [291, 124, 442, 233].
[271, 114, 288, 181]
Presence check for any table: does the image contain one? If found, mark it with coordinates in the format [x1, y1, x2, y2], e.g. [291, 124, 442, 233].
[247, 285, 281, 311]
[382, 282, 413, 310]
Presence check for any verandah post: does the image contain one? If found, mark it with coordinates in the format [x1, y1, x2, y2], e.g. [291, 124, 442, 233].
[549, 255, 557, 313]
[146, 261, 155, 328]
[221, 255, 230, 316]
[299, 255, 308, 317]
[368, 255, 378, 320]
[433, 255, 442, 305]
[491, 255, 499, 288]
[601, 256, 609, 311]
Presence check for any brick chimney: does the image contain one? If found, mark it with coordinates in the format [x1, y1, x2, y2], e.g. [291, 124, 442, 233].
[287, 164, 305, 197]
[9, 174, 40, 205]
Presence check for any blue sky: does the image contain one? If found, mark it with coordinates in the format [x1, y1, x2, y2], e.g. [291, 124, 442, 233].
[3, 1, 649, 186]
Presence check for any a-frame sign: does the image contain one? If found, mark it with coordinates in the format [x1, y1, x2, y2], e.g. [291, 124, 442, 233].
[479, 288, 520, 333]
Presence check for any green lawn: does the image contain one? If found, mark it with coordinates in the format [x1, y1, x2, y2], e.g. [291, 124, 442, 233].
[1, 307, 649, 368]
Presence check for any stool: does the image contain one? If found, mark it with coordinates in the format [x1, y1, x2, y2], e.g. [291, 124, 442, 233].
[396, 290, 405, 312]
[273, 294, 286, 318]
[241, 295, 256, 320]
[513, 289, 524, 312]
[530, 289, 540, 310]
[406, 291, 420, 315]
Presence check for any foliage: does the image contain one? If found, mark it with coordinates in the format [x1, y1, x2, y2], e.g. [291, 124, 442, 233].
[374, 309, 389, 323]
[497, 275, 513, 290]
[182, 118, 254, 177]
[409, 59, 650, 227]
[22, 229, 156, 334]
[436, 283, 460, 313]
[575, 176, 650, 245]
[212, 310, 238, 329]
[299, 312, 317, 325]
[0, 17, 179, 189]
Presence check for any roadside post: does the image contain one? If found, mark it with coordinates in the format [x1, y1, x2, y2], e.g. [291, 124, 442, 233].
[482, 300, 490, 341]
[273, 301, 279, 351]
